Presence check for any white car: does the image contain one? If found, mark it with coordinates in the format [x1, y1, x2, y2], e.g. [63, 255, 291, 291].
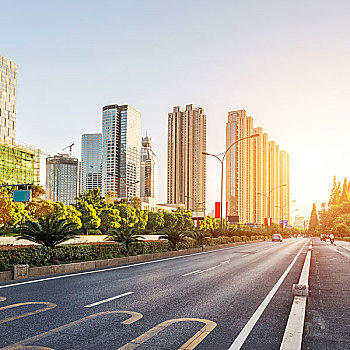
[272, 234, 283, 242]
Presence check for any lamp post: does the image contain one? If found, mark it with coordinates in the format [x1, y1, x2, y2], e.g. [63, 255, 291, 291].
[203, 134, 259, 229]
[257, 184, 287, 231]
[184, 195, 205, 211]
[275, 200, 296, 233]
[107, 173, 139, 229]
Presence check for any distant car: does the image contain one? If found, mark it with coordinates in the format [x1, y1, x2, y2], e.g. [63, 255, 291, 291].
[272, 234, 283, 242]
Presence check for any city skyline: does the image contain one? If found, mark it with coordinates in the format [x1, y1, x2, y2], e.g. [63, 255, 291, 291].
[2, 1, 350, 219]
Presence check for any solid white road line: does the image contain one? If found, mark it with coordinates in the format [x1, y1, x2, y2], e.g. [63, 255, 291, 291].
[84, 292, 134, 308]
[0, 243, 268, 290]
[182, 270, 201, 277]
[228, 241, 308, 350]
[242, 254, 249, 257]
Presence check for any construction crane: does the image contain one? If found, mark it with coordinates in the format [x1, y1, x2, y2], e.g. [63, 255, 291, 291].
[61, 143, 74, 157]
[38, 149, 51, 157]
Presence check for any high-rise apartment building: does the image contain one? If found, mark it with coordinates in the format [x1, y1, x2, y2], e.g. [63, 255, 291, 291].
[167, 104, 206, 211]
[81, 133, 102, 193]
[102, 104, 141, 199]
[0, 55, 17, 145]
[45, 154, 79, 205]
[0, 55, 40, 186]
[140, 134, 158, 200]
[226, 109, 290, 225]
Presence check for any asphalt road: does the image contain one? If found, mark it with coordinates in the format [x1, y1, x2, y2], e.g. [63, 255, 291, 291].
[0, 238, 310, 349]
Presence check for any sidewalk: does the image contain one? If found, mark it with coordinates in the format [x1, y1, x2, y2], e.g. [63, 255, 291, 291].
[302, 239, 350, 349]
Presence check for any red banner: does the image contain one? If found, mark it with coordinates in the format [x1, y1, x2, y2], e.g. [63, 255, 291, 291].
[215, 202, 221, 218]
[264, 218, 272, 227]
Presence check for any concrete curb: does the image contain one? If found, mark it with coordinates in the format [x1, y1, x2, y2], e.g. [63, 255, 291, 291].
[280, 240, 312, 350]
[0, 240, 262, 282]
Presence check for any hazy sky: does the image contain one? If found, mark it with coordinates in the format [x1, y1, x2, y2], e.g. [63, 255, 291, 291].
[2, 0, 350, 220]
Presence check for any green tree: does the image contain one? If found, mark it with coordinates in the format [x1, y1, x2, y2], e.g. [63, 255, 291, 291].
[115, 203, 138, 228]
[134, 209, 148, 229]
[76, 188, 107, 211]
[32, 200, 55, 218]
[30, 185, 45, 200]
[8, 202, 29, 227]
[131, 197, 141, 210]
[339, 178, 350, 204]
[99, 207, 121, 233]
[47, 202, 82, 228]
[105, 226, 143, 254]
[13, 217, 81, 249]
[80, 201, 101, 234]
[0, 198, 16, 229]
[308, 203, 319, 235]
[145, 211, 164, 232]
[189, 230, 210, 246]
[199, 216, 215, 231]
[159, 226, 188, 250]
[328, 176, 341, 207]
[163, 212, 178, 229]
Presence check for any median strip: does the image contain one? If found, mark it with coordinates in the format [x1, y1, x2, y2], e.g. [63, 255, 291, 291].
[279, 241, 312, 350]
[84, 292, 134, 308]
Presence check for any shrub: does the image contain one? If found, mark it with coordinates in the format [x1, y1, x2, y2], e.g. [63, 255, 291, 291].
[0, 241, 172, 271]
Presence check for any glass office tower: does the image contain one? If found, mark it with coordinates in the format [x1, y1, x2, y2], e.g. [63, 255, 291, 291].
[81, 133, 102, 193]
[102, 104, 141, 199]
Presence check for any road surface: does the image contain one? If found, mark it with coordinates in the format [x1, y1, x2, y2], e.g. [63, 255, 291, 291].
[0, 238, 333, 349]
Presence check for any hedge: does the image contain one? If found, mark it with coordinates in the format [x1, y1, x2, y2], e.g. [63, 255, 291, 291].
[0, 241, 169, 271]
[0, 235, 264, 271]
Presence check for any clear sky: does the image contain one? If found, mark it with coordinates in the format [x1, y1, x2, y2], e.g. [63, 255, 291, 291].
[2, 0, 350, 220]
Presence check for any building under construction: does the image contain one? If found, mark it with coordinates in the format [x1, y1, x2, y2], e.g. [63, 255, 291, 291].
[0, 142, 40, 185]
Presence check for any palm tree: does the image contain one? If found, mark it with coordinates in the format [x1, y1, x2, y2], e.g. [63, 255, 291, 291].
[189, 230, 210, 246]
[105, 226, 143, 254]
[13, 217, 81, 249]
[159, 226, 189, 250]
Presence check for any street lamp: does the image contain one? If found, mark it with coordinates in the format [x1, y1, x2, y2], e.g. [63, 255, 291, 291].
[184, 195, 205, 211]
[257, 184, 287, 220]
[275, 200, 296, 233]
[203, 134, 259, 229]
[107, 173, 139, 229]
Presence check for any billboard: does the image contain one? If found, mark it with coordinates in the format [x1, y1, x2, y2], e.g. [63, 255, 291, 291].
[228, 216, 239, 223]
[13, 190, 32, 202]
[192, 211, 205, 220]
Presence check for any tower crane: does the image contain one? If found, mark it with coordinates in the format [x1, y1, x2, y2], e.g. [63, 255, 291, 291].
[61, 143, 74, 157]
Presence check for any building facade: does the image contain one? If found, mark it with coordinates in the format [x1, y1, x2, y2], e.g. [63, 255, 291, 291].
[45, 154, 79, 205]
[81, 133, 102, 193]
[0, 55, 17, 145]
[226, 109, 290, 225]
[167, 104, 206, 211]
[102, 104, 141, 199]
[0, 142, 40, 185]
[140, 134, 158, 200]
